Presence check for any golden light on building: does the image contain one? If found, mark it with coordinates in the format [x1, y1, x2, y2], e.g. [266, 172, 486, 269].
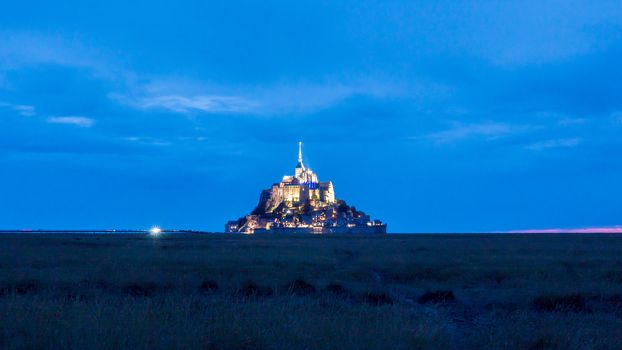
[225, 142, 386, 234]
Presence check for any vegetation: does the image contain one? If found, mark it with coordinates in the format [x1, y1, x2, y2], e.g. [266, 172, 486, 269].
[1, 233, 622, 349]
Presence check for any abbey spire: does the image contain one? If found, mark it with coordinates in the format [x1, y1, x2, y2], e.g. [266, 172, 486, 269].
[295, 141, 306, 178]
[296, 141, 305, 170]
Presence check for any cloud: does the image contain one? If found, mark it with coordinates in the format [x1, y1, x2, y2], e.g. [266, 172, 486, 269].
[13, 104, 35, 116]
[525, 138, 580, 151]
[0, 31, 119, 82]
[111, 94, 258, 114]
[124, 136, 171, 147]
[247, 80, 402, 115]
[557, 117, 587, 126]
[421, 122, 526, 144]
[47, 116, 94, 128]
[0, 102, 36, 116]
[1, 32, 400, 118]
[111, 77, 400, 116]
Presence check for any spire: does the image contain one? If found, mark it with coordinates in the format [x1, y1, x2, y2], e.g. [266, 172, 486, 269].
[295, 141, 305, 171]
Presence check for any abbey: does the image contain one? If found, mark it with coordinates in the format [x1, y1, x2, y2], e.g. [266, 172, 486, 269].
[225, 142, 386, 234]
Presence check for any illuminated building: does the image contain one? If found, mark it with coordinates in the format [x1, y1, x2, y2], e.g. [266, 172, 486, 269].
[225, 142, 387, 234]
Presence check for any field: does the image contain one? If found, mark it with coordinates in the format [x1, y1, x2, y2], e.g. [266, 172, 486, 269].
[1, 233, 622, 349]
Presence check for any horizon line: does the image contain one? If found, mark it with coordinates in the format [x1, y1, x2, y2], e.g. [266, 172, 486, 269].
[2, 226, 622, 234]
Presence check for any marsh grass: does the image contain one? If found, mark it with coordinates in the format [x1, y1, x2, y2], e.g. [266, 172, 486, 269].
[1, 233, 622, 349]
[0, 294, 447, 350]
[417, 290, 456, 305]
[532, 294, 588, 313]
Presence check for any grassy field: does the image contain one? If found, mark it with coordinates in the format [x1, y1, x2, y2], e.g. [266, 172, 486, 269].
[1, 233, 622, 349]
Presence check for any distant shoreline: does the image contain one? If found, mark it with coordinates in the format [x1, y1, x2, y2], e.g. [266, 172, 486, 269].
[0, 230, 209, 235]
[0, 230, 621, 235]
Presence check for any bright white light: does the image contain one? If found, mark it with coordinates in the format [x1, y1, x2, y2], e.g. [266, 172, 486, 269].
[149, 226, 162, 235]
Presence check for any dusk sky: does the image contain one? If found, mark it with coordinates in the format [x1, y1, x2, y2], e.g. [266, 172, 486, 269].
[1, 1, 622, 232]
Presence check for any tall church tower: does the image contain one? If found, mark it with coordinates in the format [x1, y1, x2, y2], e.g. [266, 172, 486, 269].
[295, 141, 305, 178]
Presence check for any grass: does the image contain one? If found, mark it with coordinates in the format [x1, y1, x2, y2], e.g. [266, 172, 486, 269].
[1, 233, 622, 349]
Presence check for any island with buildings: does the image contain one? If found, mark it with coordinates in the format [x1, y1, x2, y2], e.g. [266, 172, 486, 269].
[225, 142, 387, 234]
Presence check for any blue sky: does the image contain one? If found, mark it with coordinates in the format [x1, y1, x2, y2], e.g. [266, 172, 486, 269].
[1, 0, 622, 232]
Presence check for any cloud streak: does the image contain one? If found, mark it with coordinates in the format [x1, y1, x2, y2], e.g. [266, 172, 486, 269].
[13, 104, 35, 116]
[111, 94, 258, 114]
[47, 116, 94, 128]
[420, 122, 527, 144]
[525, 138, 580, 151]
[111, 78, 395, 116]
[0, 102, 36, 116]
